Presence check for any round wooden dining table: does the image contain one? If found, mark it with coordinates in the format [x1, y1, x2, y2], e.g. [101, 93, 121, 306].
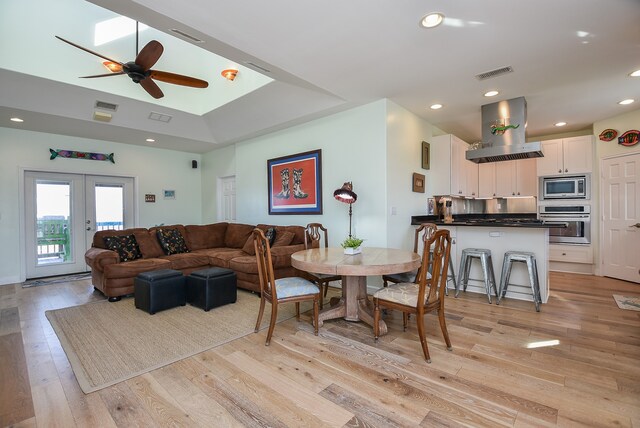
[291, 247, 421, 335]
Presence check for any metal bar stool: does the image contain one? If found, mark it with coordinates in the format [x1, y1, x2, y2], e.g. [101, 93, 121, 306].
[497, 251, 541, 312]
[429, 249, 456, 296]
[455, 248, 498, 303]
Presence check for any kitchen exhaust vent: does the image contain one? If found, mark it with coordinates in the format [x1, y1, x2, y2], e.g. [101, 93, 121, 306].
[475, 66, 513, 81]
[95, 100, 118, 111]
[170, 29, 204, 43]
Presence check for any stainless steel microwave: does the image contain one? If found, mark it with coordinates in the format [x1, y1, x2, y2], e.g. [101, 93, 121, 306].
[541, 175, 589, 200]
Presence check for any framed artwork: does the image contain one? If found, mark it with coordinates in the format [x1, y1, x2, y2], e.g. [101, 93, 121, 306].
[267, 149, 322, 215]
[421, 141, 430, 170]
[163, 190, 175, 200]
[412, 172, 425, 193]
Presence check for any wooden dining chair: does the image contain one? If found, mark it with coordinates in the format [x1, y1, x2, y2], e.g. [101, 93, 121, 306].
[373, 229, 453, 362]
[304, 223, 342, 308]
[382, 223, 436, 287]
[253, 228, 320, 345]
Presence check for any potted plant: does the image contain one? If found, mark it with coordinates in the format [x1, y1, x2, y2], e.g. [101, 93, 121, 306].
[341, 237, 364, 255]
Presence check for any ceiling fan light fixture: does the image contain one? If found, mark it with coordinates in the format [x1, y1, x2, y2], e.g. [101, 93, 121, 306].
[221, 69, 238, 81]
[102, 61, 122, 73]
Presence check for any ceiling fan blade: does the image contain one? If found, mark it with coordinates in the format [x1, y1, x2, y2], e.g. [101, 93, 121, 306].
[149, 70, 209, 88]
[55, 36, 122, 65]
[139, 77, 164, 99]
[80, 72, 126, 78]
[135, 40, 163, 71]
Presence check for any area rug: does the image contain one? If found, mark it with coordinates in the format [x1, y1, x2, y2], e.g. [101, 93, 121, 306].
[613, 295, 640, 311]
[46, 290, 318, 393]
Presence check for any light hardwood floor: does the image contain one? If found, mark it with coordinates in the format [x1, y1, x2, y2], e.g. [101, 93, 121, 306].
[1, 272, 639, 427]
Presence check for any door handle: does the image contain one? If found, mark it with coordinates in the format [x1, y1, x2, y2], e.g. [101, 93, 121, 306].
[86, 227, 92, 231]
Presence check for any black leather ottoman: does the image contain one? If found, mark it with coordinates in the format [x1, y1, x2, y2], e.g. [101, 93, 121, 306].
[134, 269, 186, 314]
[187, 267, 237, 311]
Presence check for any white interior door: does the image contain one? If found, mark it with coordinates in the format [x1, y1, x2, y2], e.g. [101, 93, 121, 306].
[601, 152, 640, 283]
[218, 175, 236, 222]
[25, 172, 135, 279]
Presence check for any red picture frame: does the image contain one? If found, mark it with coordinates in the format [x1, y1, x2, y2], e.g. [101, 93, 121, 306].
[267, 149, 322, 215]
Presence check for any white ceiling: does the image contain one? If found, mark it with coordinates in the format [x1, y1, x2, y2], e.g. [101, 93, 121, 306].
[1, 0, 639, 153]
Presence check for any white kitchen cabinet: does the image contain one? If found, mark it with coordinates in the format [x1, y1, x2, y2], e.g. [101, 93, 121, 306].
[536, 136, 593, 176]
[478, 159, 537, 198]
[431, 134, 478, 197]
[549, 244, 593, 264]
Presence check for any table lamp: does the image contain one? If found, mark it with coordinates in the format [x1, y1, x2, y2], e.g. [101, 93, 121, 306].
[334, 182, 358, 238]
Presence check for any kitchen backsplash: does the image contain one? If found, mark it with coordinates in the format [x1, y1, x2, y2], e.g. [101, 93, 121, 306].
[430, 196, 536, 216]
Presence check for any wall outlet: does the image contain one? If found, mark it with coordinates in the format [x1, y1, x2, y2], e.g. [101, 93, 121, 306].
[390, 206, 397, 215]
[489, 231, 502, 237]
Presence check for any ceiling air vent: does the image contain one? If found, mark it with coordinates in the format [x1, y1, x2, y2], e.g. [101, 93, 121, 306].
[148, 112, 172, 123]
[475, 66, 513, 81]
[95, 100, 118, 111]
[245, 62, 271, 73]
[170, 29, 204, 43]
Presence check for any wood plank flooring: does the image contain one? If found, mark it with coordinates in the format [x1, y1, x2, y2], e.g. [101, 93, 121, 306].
[0, 272, 638, 427]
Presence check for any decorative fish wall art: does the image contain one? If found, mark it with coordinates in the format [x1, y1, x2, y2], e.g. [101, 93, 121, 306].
[618, 130, 639, 147]
[49, 148, 115, 163]
[598, 128, 618, 141]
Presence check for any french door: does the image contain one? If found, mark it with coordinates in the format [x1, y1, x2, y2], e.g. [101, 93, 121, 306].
[601, 152, 640, 283]
[24, 172, 134, 278]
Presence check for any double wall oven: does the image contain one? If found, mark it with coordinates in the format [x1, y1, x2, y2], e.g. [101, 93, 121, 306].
[539, 204, 591, 245]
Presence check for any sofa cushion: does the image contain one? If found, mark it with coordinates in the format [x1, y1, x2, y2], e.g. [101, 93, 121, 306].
[257, 224, 305, 245]
[185, 223, 228, 250]
[133, 229, 165, 258]
[160, 253, 210, 270]
[156, 228, 190, 255]
[93, 228, 148, 249]
[265, 227, 276, 246]
[223, 223, 255, 248]
[241, 235, 256, 255]
[102, 234, 142, 262]
[273, 231, 295, 247]
[103, 258, 171, 279]
[193, 248, 247, 268]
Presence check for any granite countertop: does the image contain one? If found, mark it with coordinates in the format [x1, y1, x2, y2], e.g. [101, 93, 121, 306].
[411, 214, 565, 228]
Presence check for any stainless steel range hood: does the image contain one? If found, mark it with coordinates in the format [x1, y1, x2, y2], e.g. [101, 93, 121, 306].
[466, 96, 543, 163]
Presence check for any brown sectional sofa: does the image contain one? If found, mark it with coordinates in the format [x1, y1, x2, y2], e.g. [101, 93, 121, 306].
[85, 222, 307, 300]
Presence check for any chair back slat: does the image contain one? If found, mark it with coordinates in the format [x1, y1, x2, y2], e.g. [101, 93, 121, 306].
[304, 223, 328, 249]
[414, 223, 437, 254]
[253, 228, 277, 299]
[415, 229, 451, 306]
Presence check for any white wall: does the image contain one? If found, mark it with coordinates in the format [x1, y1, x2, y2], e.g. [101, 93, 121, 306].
[201, 144, 236, 223]
[591, 108, 640, 275]
[232, 100, 388, 247]
[385, 100, 443, 250]
[0, 127, 203, 284]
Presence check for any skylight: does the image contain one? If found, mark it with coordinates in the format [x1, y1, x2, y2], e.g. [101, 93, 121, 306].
[95, 17, 148, 46]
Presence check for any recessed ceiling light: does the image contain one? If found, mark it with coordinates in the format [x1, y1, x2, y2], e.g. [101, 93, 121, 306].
[10, 117, 24, 122]
[554, 122, 567, 127]
[629, 69, 640, 77]
[146, 138, 155, 142]
[484, 90, 499, 97]
[420, 12, 445, 28]
[430, 104, 443, 110]
[619, 99, 635, 105]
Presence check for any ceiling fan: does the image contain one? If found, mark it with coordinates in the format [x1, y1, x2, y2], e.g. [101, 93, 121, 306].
[55, 26, 208, 99]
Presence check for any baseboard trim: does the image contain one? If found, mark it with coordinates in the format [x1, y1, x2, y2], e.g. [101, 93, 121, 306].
[0, 276, 22, 286]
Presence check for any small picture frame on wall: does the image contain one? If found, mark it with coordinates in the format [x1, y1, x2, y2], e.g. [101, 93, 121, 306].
[145, 194, 156, 203]
[421, 141, 430, 170]
[412, 173, 425, 193]
[163, 190, 176, 200]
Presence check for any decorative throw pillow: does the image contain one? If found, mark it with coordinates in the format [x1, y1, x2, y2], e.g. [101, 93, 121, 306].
[156, 228, 190, 255]
[103, 234, 142, 262]
[242, 235, 256, 255]
[264, 227, 276, 246]
[272, 231, 295, 247]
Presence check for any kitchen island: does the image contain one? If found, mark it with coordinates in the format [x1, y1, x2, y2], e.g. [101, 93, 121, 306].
[412, 215, 556, 304]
